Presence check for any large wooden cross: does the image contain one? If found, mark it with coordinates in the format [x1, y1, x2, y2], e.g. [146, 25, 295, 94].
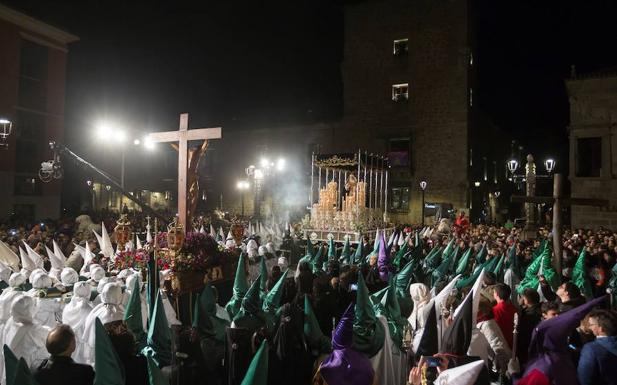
[511, 173, 608, 275]
[147, 113, 222, 228]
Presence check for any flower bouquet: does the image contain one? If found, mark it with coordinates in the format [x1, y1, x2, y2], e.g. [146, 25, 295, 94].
[113, 249, 150, 271]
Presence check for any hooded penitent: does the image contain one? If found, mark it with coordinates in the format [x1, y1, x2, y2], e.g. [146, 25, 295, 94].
[521, 296, 607, 385]
[232, 275, 265, 333]
[440, 289, 473, 355]
[377, 233, 391, 282]
[434, 359, 485, 385]
[3, 295, 49, 369]
[0, 240, 20, 271]
[62, 281, 93, 363]
[320, 303, 375, 385]
[192, 283, 230, 343]
[142, 289, 172, 368]
[304, 294, 331, 354]
[339, 238, 351, 265]
[226, 253, 248, 319]
[123, 276, 146, 350]
[353, 272, 385, 357]
[93, 318, 125, 385]
[82, 283, 124, 365]
[262, 270, 287, 333]
[353, 240, 364, 265]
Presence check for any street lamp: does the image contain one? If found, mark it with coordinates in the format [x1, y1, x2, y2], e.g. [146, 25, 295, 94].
[236, 180, 250, 216]
[507, 159, 519, 175]
[544, 158, 555, 174]
[420, 180, 427, 226]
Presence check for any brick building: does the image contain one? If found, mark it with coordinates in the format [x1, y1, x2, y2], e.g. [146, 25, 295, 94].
[566, 70, 617, 229]
[333, 0, 509, 224]
[0, 4, 78, 222]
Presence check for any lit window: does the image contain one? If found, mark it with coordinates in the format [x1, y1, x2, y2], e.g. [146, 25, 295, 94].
[469, 88, 473, 107]
[390, 187, 410, 211]
[469, 52, 473, 66]
[393, 39, 408, 55]
[392, 83, 409, 102]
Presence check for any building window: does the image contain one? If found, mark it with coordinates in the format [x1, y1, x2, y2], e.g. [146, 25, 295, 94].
[388, 138, 410, 167]
[15, 111, 44, 173]
[392, 83, 408, 102]
[576, 137, 602, 177]
[14, 175, 41, 196]
[469, 88, 473, 107]
[390, 187, 410, 212]
[393, 39, 408, 55]
[18, 39, 48, 111]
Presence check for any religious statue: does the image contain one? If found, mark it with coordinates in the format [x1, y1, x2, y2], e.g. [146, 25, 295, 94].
[171, 140, 209, 227]
[167, 216, 186, 253]
[345, 173, 358, 193]
[114, 214, 132, 250]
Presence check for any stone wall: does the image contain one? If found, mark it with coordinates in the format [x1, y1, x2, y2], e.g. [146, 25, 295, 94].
[337, 0, 471, 223]
[566, 73, 617, 229]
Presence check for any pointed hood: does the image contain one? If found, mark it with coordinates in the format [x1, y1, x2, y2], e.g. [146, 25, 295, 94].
[22, 241, 43, 269]
[0, 241, 20, 271]
[393, 233, 411, 268]
[94, 318, 126, 385]
[475, 244, 487, 264]
[304, 295, 331, 352]
[353, 239, 364, 265]
[395, 259, 415, 295]
[372, 229, 381, 253]
[46, 245, 65, 271]
[339, 238, 352, 265]
[435, 360, 485, 385]
[440, 288, 473, 355]
[234, 275, 262, 320]
[100, 223, 115, 259]
[376, 278, 405, 349]
[123, 275, 146, 349]
[416, 303, 438, 357]
[92, 229, 104, 253]
[455, 247, 472, 275]
[328, 237, 336, 259]
[144, 290, 172, 367]
[263, 270, 287, 314]
[240, 339, 269, 385]
[333, 303, 355, 349]
[320, 303, 375, 385]
[135, 235, 143, 250]
[52, 240, 67, 264]
[528, 295, 606, 358]
[193, 283, 229, 342]
[572, 247, 593, 298]
[226, 253, 248, 318]
[454, 268, 485, 326]
[377, 233, 390, 282]
[352, 272, 385, 357]
[312, 245, 326, 273]
[492, 254, 505, 278]
[209, 224, 217, 239]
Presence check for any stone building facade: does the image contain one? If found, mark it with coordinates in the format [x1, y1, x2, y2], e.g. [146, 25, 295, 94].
[567, 71, 617, 229]
[334, 0, 474, 224]
[0, 5, 78, 221]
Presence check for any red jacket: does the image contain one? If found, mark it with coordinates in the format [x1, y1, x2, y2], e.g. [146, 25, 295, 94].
[493, 300, 517, 349]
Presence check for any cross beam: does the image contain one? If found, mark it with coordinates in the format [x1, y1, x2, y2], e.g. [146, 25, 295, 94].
[147, 113, 222, 228]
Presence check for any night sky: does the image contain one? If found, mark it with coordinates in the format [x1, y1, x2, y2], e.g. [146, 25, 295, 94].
[5, 0, 617, 173]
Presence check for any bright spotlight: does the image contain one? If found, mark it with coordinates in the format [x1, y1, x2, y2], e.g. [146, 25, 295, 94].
[144, 137, 155, 150]
[260, 158, 269, 168]
[95, 122, 113, 140]
[254, 169, 264, 180]
[114, 130, 126, 143]
[276, 158, 285, 171]
[133, 139, 141, 146]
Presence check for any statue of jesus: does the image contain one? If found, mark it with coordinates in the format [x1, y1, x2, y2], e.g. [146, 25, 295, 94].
[170, 140, 209, 227]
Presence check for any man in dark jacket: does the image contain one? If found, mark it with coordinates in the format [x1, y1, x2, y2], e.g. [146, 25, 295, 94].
[577, 309, 617, 385]
[34, 324, 95, 385]
[517, 288, 542, 365]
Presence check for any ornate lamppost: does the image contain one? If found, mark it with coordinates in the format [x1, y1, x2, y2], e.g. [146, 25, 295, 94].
[420, 180, 427, 226]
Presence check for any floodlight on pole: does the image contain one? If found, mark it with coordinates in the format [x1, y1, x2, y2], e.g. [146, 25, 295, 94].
[260, 158, 269, 168]
[0, 118, 12, 140]
[419, 180, 427, 226]
[276, 158, 285, 171]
